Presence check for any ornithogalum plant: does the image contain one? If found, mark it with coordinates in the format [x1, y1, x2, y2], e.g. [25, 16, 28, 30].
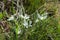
[0, 0, 59, 40]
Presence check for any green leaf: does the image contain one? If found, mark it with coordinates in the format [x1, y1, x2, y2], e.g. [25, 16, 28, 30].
[0, 12, 3, 19]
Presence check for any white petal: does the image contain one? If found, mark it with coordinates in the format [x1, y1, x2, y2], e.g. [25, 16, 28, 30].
[8, 15, 14, 21]
[37, 13, 47, 20]
[20, 14, 24, 18]
[24, 14, 30, 19]
[29, 21, 32, 27]
[29, 21, 32, 25]
[35, 19, 39, 23]
[18, 30, 21, 34]
[40, 17, 44, 20]
[23, 20, 28, 28]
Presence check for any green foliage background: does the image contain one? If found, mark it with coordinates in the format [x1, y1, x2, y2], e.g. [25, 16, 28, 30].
[0, 0, 60, 40]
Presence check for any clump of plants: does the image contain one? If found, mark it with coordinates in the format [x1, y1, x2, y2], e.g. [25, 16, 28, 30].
[0, 0, 59, 40]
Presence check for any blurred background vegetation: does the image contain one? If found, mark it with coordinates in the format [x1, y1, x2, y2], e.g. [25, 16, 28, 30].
[0, 0, 60, 40]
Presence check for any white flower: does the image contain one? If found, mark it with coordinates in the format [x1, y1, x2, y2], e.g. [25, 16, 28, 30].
[7, 15, 14, 21]
[42, 12, 48, 16]
[17, 30, 21, 34]
[35, 19, 39, 23]
[23, 19, 28, 28]
[20, 14, 30, 19]
[37, 13, 43, 20]
[23, 19, 32, 28]
[29, 21, 32, 27]
[24, 14, 30, 19]
[20, 14, 24, 18]
[39, 16, 46, 20]
[37, 12, 48, 20]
